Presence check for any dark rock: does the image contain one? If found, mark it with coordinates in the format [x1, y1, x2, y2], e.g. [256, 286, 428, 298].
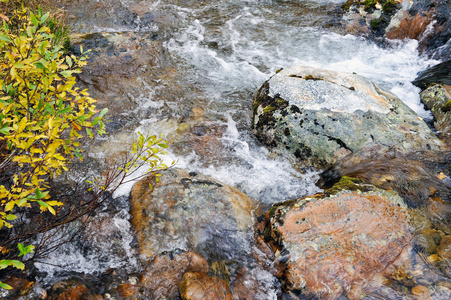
[420, 83, 451, 142]
[319, 148, 451, 208]
[70, 31, 175, 130]
[413, 60, 451, 90]
[252, 66, 443, 168]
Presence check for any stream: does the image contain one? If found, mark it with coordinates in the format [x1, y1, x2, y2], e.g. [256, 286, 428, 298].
[26, 0, 449, 298]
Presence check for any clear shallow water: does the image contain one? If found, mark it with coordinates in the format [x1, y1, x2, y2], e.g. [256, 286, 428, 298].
[36, 0, 444, 294]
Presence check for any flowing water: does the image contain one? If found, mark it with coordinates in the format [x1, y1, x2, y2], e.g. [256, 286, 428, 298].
[31, 0, 448, 297]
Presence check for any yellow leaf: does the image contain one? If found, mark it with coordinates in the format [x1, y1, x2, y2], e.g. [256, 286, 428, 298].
[10, 67, 17, 78]
[438, 172, 447, 180]
[46, 201, 63, 206]
[4, 201, 15, 212]
[17, 117, 27, 133]
[48, 205, 56, 215]
[53, 153, 66, 161]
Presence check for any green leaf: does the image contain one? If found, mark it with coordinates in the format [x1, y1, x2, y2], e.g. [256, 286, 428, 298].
[0, 282, 12, 290]
[30, 12, 38, 27]
[17, 198, 28, 206]
[5, 214, 17, 221]
[91, 117, 100, 127]
[58, 107, 72, 115]
[10, 260, 25, 270]
[98, 108, 108, 118]
[60, 70, 72, 77]
[17, 243, 24, 253]
[41, 12, 50, 23]
[18, 243, 34, 257]
[0, 34, 11, 43]
[35, 187, 49, 200]
[0, 127, 13, 135]
[66, 56, 73, 68]
[0, 260, 11, 269]
[44, 103, 55, 115]
[34, 62, 45, 69]
[13, 62, 25, 69]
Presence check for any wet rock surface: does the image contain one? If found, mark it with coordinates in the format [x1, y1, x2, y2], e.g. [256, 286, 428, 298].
[65, 0, 159, 33]
[252, 65, 443, 168]
[339, 0, 451, 59]
[259, 181, 414, 299]
[413, 60, 451, 90]
[179, 272, 233, 300]
[420, 83, 451, 142]
[47, 278, 101, 300]
[140, 250, 209, 299]
[70, 31, 175, 131]
[129, 168, 260, 261]
[13, 0, 451, 299]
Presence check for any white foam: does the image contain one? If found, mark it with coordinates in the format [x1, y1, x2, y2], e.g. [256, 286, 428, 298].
[34, 210, 139, 280]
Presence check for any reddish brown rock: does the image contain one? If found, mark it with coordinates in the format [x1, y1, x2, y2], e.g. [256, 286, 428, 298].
[386, 11, 435, 41]
[261, 186, 412, 299]
[179, 272, 233, 300]
[116, 283, 140, 298]
[48, 279, 97, 300]
[140, 251, 209, 299]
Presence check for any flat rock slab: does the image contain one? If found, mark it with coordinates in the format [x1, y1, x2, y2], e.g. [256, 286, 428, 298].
[252, 66, 443, 167]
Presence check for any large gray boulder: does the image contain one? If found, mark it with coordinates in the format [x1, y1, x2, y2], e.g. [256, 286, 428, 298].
[252, 66, 443, 168]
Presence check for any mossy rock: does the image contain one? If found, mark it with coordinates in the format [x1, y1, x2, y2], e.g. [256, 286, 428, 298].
[252, 66, 444, 169]
[325, 176, 371, 195]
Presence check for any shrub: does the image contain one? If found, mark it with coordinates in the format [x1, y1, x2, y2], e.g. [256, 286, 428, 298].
[0, 5, 106, 289]
[0, 5, 107, 221]
[0, 4, 172, 291]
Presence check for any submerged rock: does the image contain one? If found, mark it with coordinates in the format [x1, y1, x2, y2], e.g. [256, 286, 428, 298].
[437, 235, 451, 260]
[259, 180, 413, 299]
[252, 65, 443, 168]
[129, 168, 259, 261]
[179, 272, 233, 300]
[47, 278, 101, 300]
[140, 251, 209, 299]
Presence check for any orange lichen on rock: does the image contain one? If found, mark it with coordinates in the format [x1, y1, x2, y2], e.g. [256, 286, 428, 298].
[265, 189, 412, 299]
[386, 11, 436, 41]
